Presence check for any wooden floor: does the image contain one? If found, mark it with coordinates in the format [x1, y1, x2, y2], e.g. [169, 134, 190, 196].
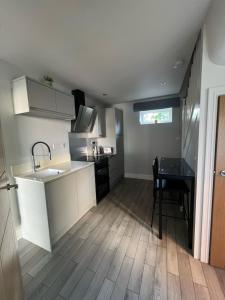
[18, 178, 225, 300]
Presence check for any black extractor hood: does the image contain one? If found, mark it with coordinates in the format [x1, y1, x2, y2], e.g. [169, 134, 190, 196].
[71, 89, 97, 133]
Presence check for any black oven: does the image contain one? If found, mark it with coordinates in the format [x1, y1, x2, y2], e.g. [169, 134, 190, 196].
[94, 157, 110, 203]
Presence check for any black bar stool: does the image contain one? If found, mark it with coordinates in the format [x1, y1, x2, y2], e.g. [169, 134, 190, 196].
[151, 157, 190, 227]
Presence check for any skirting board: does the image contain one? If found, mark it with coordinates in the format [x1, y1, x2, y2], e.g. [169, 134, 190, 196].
[125, 173, 153, 181]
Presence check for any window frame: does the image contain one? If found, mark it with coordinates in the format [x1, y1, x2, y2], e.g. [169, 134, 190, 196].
[139, 107, 173, 125]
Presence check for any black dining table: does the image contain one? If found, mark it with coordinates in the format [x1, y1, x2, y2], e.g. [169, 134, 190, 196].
[158, 157, 195, 248]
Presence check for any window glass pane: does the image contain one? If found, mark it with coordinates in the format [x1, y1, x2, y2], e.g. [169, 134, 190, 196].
[139, 108, 172, 125]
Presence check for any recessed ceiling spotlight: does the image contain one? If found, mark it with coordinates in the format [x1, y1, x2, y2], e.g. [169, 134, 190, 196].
[102, 93, 108, 96]
[160, 81, 167, 86]
[173, 59, 185, 69]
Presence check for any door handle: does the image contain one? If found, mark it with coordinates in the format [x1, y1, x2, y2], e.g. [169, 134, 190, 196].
[0, 183, 18, 191]
[220, 170, 225, 177]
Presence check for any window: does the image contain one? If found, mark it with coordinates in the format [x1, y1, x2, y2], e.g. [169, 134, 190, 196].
[139, 107, 172, 125]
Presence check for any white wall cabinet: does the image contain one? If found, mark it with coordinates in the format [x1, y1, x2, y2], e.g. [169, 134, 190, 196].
[27, 79, 56, 112]
[16, 165, 96, 252]
[55, 90, 75, 116]
[13, 76, 75, 120]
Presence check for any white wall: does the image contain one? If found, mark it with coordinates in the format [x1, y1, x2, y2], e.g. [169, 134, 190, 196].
[181, 36, 203, 172]
[194, 23, 225, 259]
[206, 0, 225, 65]
[115, 102, 181, 180]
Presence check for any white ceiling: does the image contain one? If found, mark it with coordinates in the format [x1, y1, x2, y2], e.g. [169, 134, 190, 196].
[0, 0, 210, 104]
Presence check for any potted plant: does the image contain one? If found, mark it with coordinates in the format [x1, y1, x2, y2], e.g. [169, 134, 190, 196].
[42, 75, 54, 87]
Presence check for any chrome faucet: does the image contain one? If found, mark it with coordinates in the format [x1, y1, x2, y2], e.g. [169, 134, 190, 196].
[31, 141, 52, 172]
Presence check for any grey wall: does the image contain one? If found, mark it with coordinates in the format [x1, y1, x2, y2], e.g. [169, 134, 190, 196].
[115, 102, 181, 179]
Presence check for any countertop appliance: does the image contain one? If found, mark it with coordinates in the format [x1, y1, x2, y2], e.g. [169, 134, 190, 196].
[71, 89, 97, 133]
[75, 154, 110, 203]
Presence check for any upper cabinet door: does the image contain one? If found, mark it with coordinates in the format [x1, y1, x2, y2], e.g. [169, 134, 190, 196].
[27, 79, 56, 112]
[115, 109, 123, 136]
[98, 107, 106, 137]
[55, 91, 75, 117]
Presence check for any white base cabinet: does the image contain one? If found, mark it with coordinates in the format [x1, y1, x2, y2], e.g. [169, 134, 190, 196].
[16, 165, 96, 252]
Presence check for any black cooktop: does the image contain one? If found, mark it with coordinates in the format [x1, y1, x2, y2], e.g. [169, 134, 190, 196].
[72, 154, 114, 163]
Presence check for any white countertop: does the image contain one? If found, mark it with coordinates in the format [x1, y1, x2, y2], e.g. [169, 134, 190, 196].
[14, 161, 94, 183]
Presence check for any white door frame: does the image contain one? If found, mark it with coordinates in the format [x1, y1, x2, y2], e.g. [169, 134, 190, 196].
[199, 85, 225, 263]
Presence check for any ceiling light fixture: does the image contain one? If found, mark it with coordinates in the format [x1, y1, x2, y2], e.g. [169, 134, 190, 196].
[102, 93, 108, 96]
[160, 81, 167, 86]
[173, 59, 185, 69]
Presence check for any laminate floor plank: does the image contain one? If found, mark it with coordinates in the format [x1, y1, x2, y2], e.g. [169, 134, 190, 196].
[189, 256, 206, 287]
[215, 267, 225, 298]
[126, 222, 142, 258]
[69, 269, 95, 300]
[194, 283, 211, 300]
[82, 249, 115, 300]
[59, 243, 99, 298]
[28, 252, 54, 277]
[154, 246, 167, 300]
[89, 231, 116, 272]
[107, 235, 130, 281]
[139, 264, 155, 300]
[167, 218, 179, 276]
[22, 273, 33, 288]
[167, 273, 181, 300]
[125, 290, 139, 300]
[178, 253, 196, 300]
[27, 284, 48, 300]
[25, 254, 63, 298]
[22, 248, 49, 276]
[41, 260, 77, 300]
[128, 241, 147, 294]
[145, 242, 157, 267]
[110, 256, 133, 300]
[96, 278, 114, 300]
[202, 263, 225, 300]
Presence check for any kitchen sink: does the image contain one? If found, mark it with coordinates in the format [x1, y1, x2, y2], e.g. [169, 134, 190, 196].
[26, 168, 65, 179]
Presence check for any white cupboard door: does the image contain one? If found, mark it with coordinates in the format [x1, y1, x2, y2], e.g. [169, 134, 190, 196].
[27, 79, 56, 112]
[76, 166, 96, 218]
[1, 213, 24, 300]
[55, 91, 75, 117]
[45, 173, 78, 244]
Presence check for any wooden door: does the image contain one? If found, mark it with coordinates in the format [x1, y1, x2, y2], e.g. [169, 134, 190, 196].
[0, 121, 24, 299]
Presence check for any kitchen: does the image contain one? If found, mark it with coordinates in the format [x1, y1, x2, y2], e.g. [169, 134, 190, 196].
[2, 0, 225, 299]
[0, 60, 190, 300]
[4, 74, 124, 252]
